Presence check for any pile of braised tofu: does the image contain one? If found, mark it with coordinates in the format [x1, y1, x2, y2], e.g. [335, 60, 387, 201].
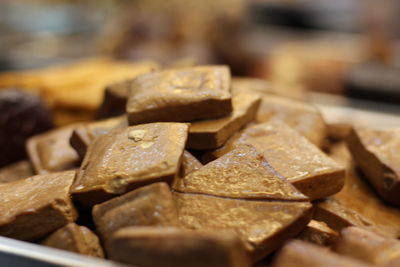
[1, 65, 400, 267]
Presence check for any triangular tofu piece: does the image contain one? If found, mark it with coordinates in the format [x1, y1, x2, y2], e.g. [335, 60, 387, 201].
[206, 121, 345, 200]
[174, 192, 312, 261]
[173, 145, 308, 201]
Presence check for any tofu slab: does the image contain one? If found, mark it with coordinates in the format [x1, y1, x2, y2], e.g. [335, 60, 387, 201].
[92, 183, 179, 250]
[333, 227, 400, 266]
[187, 92, 261, 150]
[71, 123, 188, 206]
[127, 66, 232, 125]
[70, 115, 128, 159]
[174, 145, 308, 201]
[174, 192, 312, 261]
[0, 160, 34, 183]
[297, 220, 338, 246]
[26, 126, 80, 174]
[41, 223, 104, 258]
[255, 94, 327, 148]
[272, 240, 371, 267]
[109, 227, 251, 267]
[0, 171, 77, 240]
[347, 126, 400, 205]
[206, 121, 344, 200]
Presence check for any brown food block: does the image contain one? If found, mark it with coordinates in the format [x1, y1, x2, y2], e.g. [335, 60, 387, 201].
[187, 92, 261, 150]
[231, 77, 305, 101]
[206, 121, 344, 200]
[72, 123, 188, 206]
[297, 220, 338, 246]
[174, 145, 308, 201]
[93, 183, 179, 251]
[109, 227, 251, 267]
[0, 171, 77, 240]
[0, 160, 34, 183]
[97, 80, 131, 119]
[328, 141, 352, 167]
[180, 150, 202, 177]
[41, 223, 104, 258]
[314, 167, 400, 238]
[26, 126, 80, 174]
[127, 66, 232, 125]
[255, 95, 327, 148]
[271, 240, 371, 267]
[333, 227, 400, 266]
[347, 127, 400, 206]
[174, 192, 313, 261]
[70, 115, 128, 159]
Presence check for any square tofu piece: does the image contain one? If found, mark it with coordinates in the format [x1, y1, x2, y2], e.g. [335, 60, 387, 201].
[41, 223, 104, 258]
[0, 171, 77, 240]
[26, 126, 80, 174]
[207, 121, 344, 200]
[187, 92, 261, 150]
[127, 66, 232, 125]
[347, 127, 400, 206]
[71, 123, 188, 206]
[92, 183, 179, 251]
[109, 227, 251, 267]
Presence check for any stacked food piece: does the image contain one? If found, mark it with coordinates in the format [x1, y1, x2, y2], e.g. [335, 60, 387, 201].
[0, 64, 398, 267]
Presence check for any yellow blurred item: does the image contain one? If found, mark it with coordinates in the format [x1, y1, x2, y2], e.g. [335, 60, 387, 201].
[0, 58, 159, 126]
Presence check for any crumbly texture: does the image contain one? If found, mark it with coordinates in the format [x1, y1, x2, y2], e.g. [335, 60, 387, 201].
[41, 223, 104, 258]
[174, 192, 312, 261]
[0, 160, 34, 183]
[109, 227, 251, 267]
[206, 121, 344, 200]
[0, 171, 77, 240]
[347, 127, 400, 206]
[26, 126, 80, 174]
[173, 145, 308, 201]
[187, 92, 261, 149]
[127, 66, 232, 125]
[71, 123, 188, 206]
[92, 183, 179, 252]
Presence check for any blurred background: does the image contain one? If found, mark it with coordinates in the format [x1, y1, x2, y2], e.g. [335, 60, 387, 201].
[0, 0, 400, 166]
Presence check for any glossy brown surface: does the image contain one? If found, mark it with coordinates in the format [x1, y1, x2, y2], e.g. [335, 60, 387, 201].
[0, 171, 77, 240]
[347, 127, 400, 206]
[0, 160, 34, 183]
[26, 126, 80, 174]
[109, 227, 251, 267]
[272, 240, 371, 267]
[187, 92, 261, 149]
[180, 150, 202, 177]
[207, 121, 344, 200]
[174, 145, 308, 201]
[333, 227, 400, 266]
[315, 142, 400, 238]
[70, 115, 128, 158]
[255, 94, 326, 148]
[92, 183, 179, 251]
[174, 192, 312, 261]
[127, 66, 232, 125]
[72, 123, 188, 206]
[41, 223, 104, 258]
[297, 220, 338, 246]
